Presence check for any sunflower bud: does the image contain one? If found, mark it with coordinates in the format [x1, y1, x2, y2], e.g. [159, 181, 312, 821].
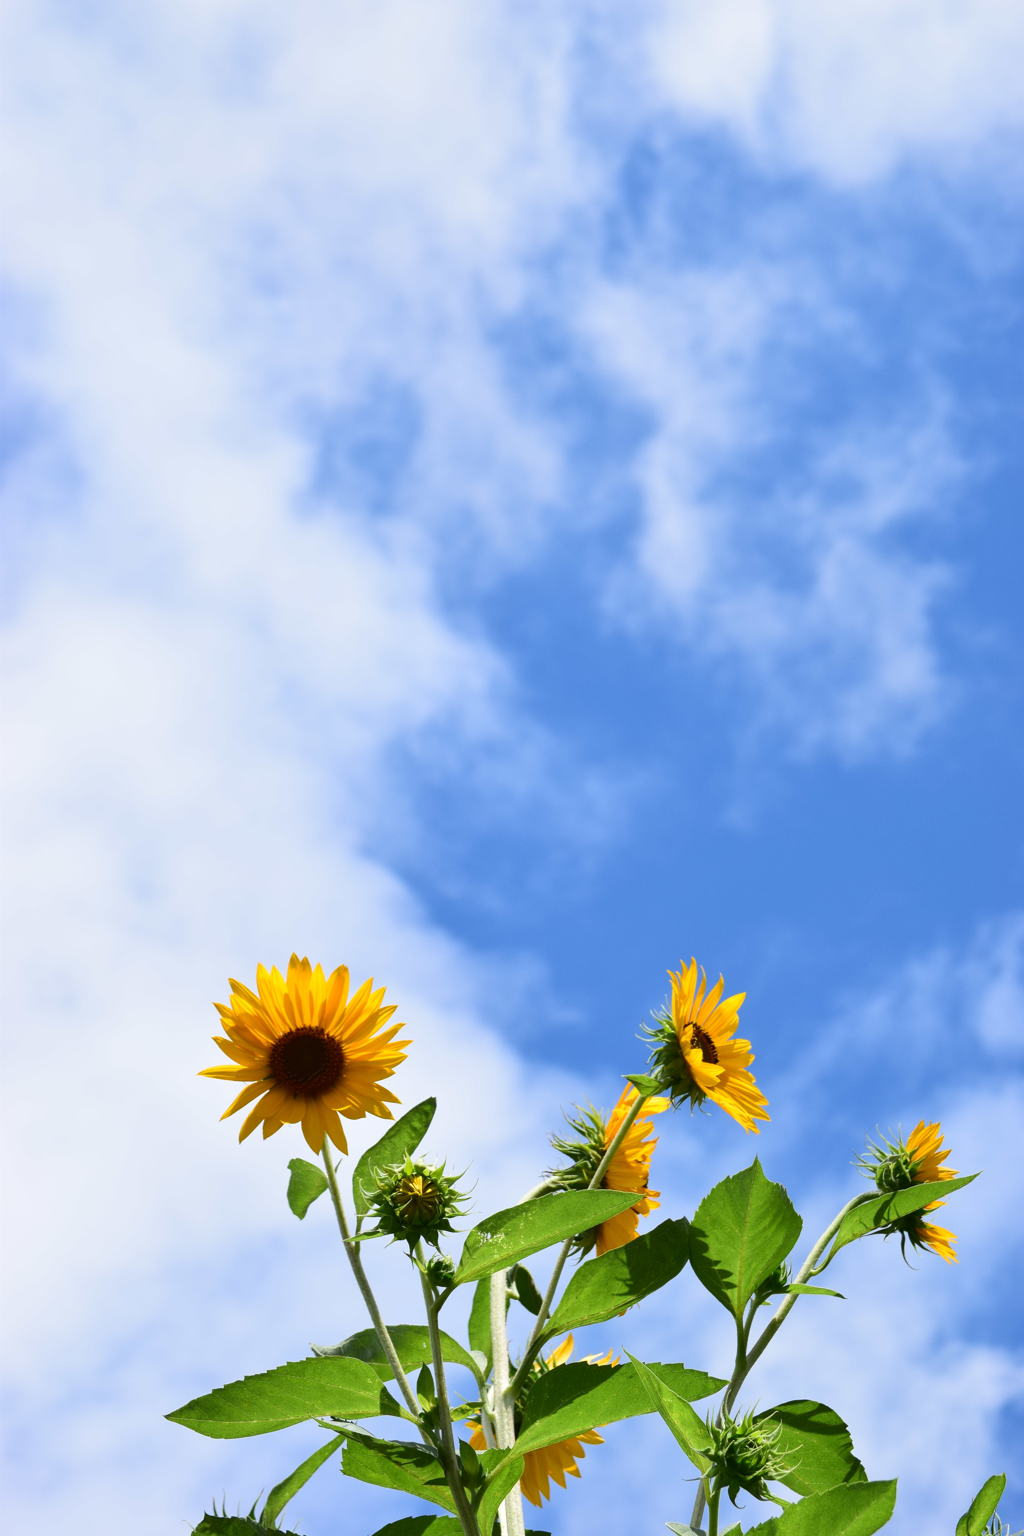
[366, 1156, 468, 1248]
[422, 1252, 456, 1288]
[706, 1409, 792, 1504]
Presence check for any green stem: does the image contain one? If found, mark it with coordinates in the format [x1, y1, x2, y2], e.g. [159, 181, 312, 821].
[508, 1090, 650, 1394]
[320, 1147, 425, 1429]
[687, 1191, 868, 1532]
[707, 1483, 721, 1536]
[420, 1268, 482, 1536]
[489, 1270, 526, 1536]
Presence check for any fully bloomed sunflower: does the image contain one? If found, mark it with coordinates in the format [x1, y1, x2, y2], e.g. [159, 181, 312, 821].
[864, 1119, 959, 1263]
[549, 1083, 669, 1255]
[645, 959, 769, 1133]
[467, 1336, 617, 1506]
[200, 955, 409, 1154]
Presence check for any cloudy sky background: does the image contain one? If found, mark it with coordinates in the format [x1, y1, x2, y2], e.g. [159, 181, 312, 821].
[2, 1, 1022, 1532]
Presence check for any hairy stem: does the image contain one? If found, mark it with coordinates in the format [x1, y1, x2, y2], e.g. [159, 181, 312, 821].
[320, 1147, 425, 1429]
[489, 1269, 527, 1536]
[688, 1191, 869, 1531]
[420, 1268, 482, 1536]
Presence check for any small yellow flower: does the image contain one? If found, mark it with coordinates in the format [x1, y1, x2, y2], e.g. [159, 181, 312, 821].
[200, 955, 409, 1154]
[596, 1084, 669, 1256]
[467, 1336, 617, 1506]
[646, 959, 769, 1132]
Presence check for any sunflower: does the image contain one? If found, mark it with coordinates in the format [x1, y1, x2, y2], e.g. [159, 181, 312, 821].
[861, 1119, 959, 1263]
[595, 1084, 669, 1255]
[548, 1083, 668, 1255]
[467, 1336, 617, 1506]
[645, 959, 769, 1132]
[905, 1120, 959, 1263]
[200, 955, 409, 1154]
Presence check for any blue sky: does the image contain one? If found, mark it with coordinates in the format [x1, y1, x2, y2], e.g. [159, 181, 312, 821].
[2, 2, 1022, 1533]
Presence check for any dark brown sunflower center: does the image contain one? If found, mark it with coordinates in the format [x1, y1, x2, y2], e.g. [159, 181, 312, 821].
[689, 1021, 719, 1064]
[269, 1027, 345, 1097]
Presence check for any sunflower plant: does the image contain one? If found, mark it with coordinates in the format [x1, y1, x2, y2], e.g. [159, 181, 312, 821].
[170, 954, 1011, 1536]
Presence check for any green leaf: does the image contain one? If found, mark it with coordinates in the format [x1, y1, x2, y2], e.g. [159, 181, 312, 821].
[625, 1073, 664, 1096]
[261, 1432, 345, 1524]
[313, 1325, 477, 1381]
[510, 1264, 544, 1314]
[627, 1354, 712, 1472]
[367, 1520, 464, 1536]
[956, 1473, 1007, 1536]
[467, 1279, 494, 1371]
[745, 1479, 898, 1535]
[286, 1158, 329, 1219]
[352, 1097, 437, 1216]
[491, 1361, 723, 1472]
[689, 1161, 802, 1318]
[193, 1519, 300, 1536]
[454, 1191, 641, 1284]
[166, 1356, 394, 1438]
[544, 1219, 689, 1337]
[786, 1284, 844, 1299]
[341, 1435, 455, 1511]
[753, 1400, 866, 1497]
[826, 1175, 978, 1262]
[476, 1450, 526, 1536]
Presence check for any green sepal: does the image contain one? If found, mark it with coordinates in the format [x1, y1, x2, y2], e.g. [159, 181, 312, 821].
[627, 1354, 712, 1471]
[313, 1325, 477, 1382]
[689, 1160, 802, 1319]
[752, 1401, 866, 1497]
[825, 1175, 977, 1263]
[341, 1434, 455, 1511]
[261, 1432, 345, 1525]
[166, 1356, 396, 1438]
[286, 1158, 329, 1219]
[454, 1190, 641, 1284]
[744, 1479, 898, 1535]
[352, 1098, 437, 1217]
[956, 1473, 1007, 1536]
[543, 1218, 689, 1338]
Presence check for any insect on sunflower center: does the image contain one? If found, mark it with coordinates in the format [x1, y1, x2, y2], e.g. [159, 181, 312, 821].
[269, 1026, 345, 1097]
[689, 1021, 719, 1064]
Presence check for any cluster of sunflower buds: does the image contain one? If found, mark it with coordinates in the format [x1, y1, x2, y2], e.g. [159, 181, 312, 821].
[365, 1156, 468, 1249]
[705, 1409, 793, 1505]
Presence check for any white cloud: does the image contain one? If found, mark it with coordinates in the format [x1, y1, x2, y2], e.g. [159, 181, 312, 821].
[649, 0, 1024, 183]
[1, 3, 1020, 1530]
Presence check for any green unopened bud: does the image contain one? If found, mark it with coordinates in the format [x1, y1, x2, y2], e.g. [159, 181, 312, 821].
[422, 1252, 456, 1288]
[753, 1260, 791, 1305]
[706, 1409, 792, 1504]
[366, 1156, 468, 1248]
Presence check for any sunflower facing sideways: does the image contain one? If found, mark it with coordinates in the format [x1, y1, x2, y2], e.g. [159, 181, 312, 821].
[862, 1119, 959, 1263]
[645, 958, 769, 1133]
[200, 955, 409, 1154]
[467, 1336, 618, 1506]
[550, 1084, 669, 1255]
